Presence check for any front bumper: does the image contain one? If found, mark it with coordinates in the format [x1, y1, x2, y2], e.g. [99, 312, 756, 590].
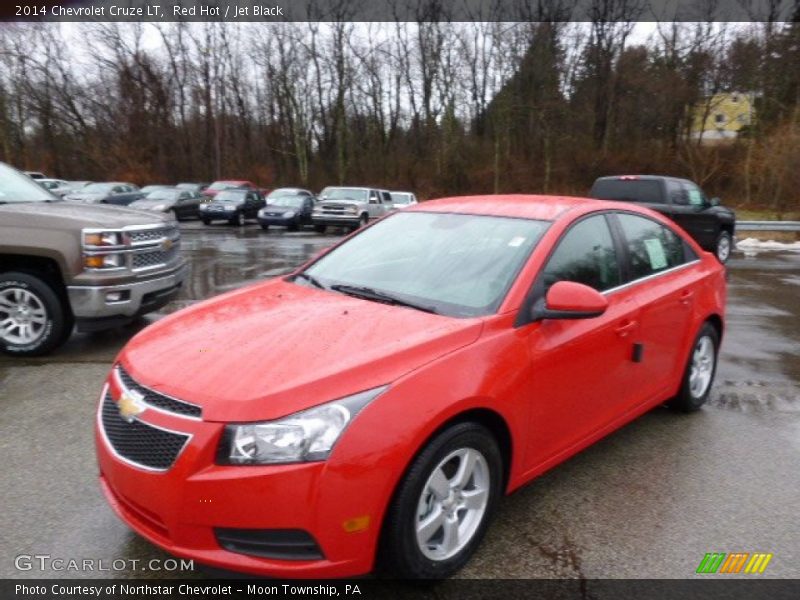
[67, 263, 187, 320]
[95, 372, 379, 578]
[258, 215, 296, 227]
[311, 215, 360, 227]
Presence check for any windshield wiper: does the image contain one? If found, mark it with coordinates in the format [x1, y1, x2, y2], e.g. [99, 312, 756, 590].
[294, 272, 326, 290]
[330, 284, 438, 314]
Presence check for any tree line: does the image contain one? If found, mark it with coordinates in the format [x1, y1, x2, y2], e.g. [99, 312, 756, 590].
[0, 14, 798, 211]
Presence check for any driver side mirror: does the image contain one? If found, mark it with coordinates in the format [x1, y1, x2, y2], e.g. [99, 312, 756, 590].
[709, 197, 720, 207]
[532, 281, 609, 321]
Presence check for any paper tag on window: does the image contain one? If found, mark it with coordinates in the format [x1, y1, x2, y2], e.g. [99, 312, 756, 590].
[508, 236, 526, 247]
[644, 238, 667, 269]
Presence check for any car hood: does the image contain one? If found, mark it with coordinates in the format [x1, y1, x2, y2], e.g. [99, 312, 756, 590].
[131, 199, 173, 209]
[205, 201, 242, 208]
[120, 278, 483, 422]
[0, 201, 173, 228]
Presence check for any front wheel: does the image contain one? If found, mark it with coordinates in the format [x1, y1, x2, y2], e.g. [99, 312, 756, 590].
[201, 218, 211, 226]
[715, 231, 732, 263]
[0, 272, 72, 356]
[359, 214, 369, 228]
[668, 322, 720, 412]
[379, 422, 502, 579]
[313, 224, 327, 233]
[230, 212, 245, 226]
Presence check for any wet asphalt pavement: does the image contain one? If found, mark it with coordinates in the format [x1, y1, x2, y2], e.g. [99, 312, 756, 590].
[0, 223, 798, 580]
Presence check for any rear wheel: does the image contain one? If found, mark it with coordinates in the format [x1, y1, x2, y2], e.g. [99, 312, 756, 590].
[380, 422, 502, 579]
[668, 322, 720, 412]
[715, 231, 732, 263]
[0, 272, 72, 356]
[201, 218, 211, 226]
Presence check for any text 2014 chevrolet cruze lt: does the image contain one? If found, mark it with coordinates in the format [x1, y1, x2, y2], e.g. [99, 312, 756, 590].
[95, 195, 726, 578]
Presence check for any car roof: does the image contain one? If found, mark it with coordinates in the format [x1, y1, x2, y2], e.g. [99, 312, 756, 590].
[410, 194, 629, 221]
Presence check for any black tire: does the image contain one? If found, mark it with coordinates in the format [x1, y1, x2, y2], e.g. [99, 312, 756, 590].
[668, 322, 720, 412]
[0, 272, 71, 356]
[379, 422, 503, 579]
[170, 209, 181, 222]
[260, 224, 269, 231]
[715, 231, 732, 263]
[229, 212, 245, 226]
[288, 220, 299, 232]
[359, 213, 369, 228]
[201, 218, 211, 226]
[313, 224, 327, 234]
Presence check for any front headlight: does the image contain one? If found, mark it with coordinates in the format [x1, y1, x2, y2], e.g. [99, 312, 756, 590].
[283, 211, 296, 218]
[346, 206, 358, 214]
[151, 204, 166, 212]
[83, 231, 123, 247]
[218, 386, 387, 465]
[84, 253, 124, 269]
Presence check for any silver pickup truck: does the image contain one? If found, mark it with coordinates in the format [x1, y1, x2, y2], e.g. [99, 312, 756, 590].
[0, 162, 187, 356]
[311, 187, 391, 232]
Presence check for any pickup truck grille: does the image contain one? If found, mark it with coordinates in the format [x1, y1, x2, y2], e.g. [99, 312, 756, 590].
[100, 392, 190, 471]
[132, 247, 179, 271]
[129, 226, 178, 244]
[116, 365, 202, 418]
[319, 204, 354, 214]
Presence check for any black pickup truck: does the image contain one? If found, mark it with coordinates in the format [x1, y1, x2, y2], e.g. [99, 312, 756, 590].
[589, 175, 736, 263]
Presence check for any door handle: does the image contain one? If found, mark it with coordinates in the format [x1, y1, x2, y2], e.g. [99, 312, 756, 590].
[615, 320, 638, 337]
[680, 290, 694, 305]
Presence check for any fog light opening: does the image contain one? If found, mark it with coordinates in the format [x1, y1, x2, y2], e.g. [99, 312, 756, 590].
[105, 290, 130, 303]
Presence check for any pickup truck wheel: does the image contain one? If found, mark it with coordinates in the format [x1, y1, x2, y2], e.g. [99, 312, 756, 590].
[359, 214, 369, 228]
[715, 231, 732, 263]
[0, 272, 70, 356]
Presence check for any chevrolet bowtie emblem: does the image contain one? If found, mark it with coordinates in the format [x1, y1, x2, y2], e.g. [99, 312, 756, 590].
[162, 238, 174, 251]
[118, 390, 146, 423]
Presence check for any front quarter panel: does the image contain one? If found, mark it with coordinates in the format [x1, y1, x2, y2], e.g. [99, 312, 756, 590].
[314, 314, 529, 570]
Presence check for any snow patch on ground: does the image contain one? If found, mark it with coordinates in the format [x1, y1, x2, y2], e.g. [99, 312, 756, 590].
[736, 237, 800, 254]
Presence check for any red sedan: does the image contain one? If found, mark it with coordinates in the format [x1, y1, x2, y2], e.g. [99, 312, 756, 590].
[95, 195, 726, 578]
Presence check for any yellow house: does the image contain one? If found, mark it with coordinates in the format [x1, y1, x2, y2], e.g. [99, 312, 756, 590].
[691, 92, 755, 142]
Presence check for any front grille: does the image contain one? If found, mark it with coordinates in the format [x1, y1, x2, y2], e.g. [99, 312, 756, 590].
[132, 246, 179, 270]
[100, 392, 190, 471]
[116, 365, 202, 418]
[215, 528, 324, 560]
[128, 227, 177, 243]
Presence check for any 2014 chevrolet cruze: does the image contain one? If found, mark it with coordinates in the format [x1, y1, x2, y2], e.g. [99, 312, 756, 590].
[95, 195, 726, 578]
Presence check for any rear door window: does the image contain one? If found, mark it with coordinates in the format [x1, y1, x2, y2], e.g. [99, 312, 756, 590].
[616, 213, 687, 280]
[542, 215, 621, 292]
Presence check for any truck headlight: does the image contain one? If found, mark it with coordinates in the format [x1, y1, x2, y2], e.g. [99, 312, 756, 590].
[84, 253, 124, 269]
[346, 206, 358, 214]
[218, 386, 387, 465]
[83, 231, 123, 247]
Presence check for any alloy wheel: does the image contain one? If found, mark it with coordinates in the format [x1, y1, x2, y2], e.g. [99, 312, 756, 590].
[689, 335, 715, 398]
[0, 287, 48, 345]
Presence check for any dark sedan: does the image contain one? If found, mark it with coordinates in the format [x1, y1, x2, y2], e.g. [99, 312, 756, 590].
[199, 189, 265, 226]
[64, 182, 144, 206]
[257, 188, 316, 231]
[129, 188, 202, 220]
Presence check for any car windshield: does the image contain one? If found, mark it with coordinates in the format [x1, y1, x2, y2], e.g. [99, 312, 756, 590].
[209, 181, 239, 191]
[83, 183, 116, 193]
[0, 163, 58, 203]
[323, 188, 368, 202]
[215, 190, 247, 202]
[268, 195, 304, 207]
[390, 193, 412, 204]
[300, 212, 548, 318]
